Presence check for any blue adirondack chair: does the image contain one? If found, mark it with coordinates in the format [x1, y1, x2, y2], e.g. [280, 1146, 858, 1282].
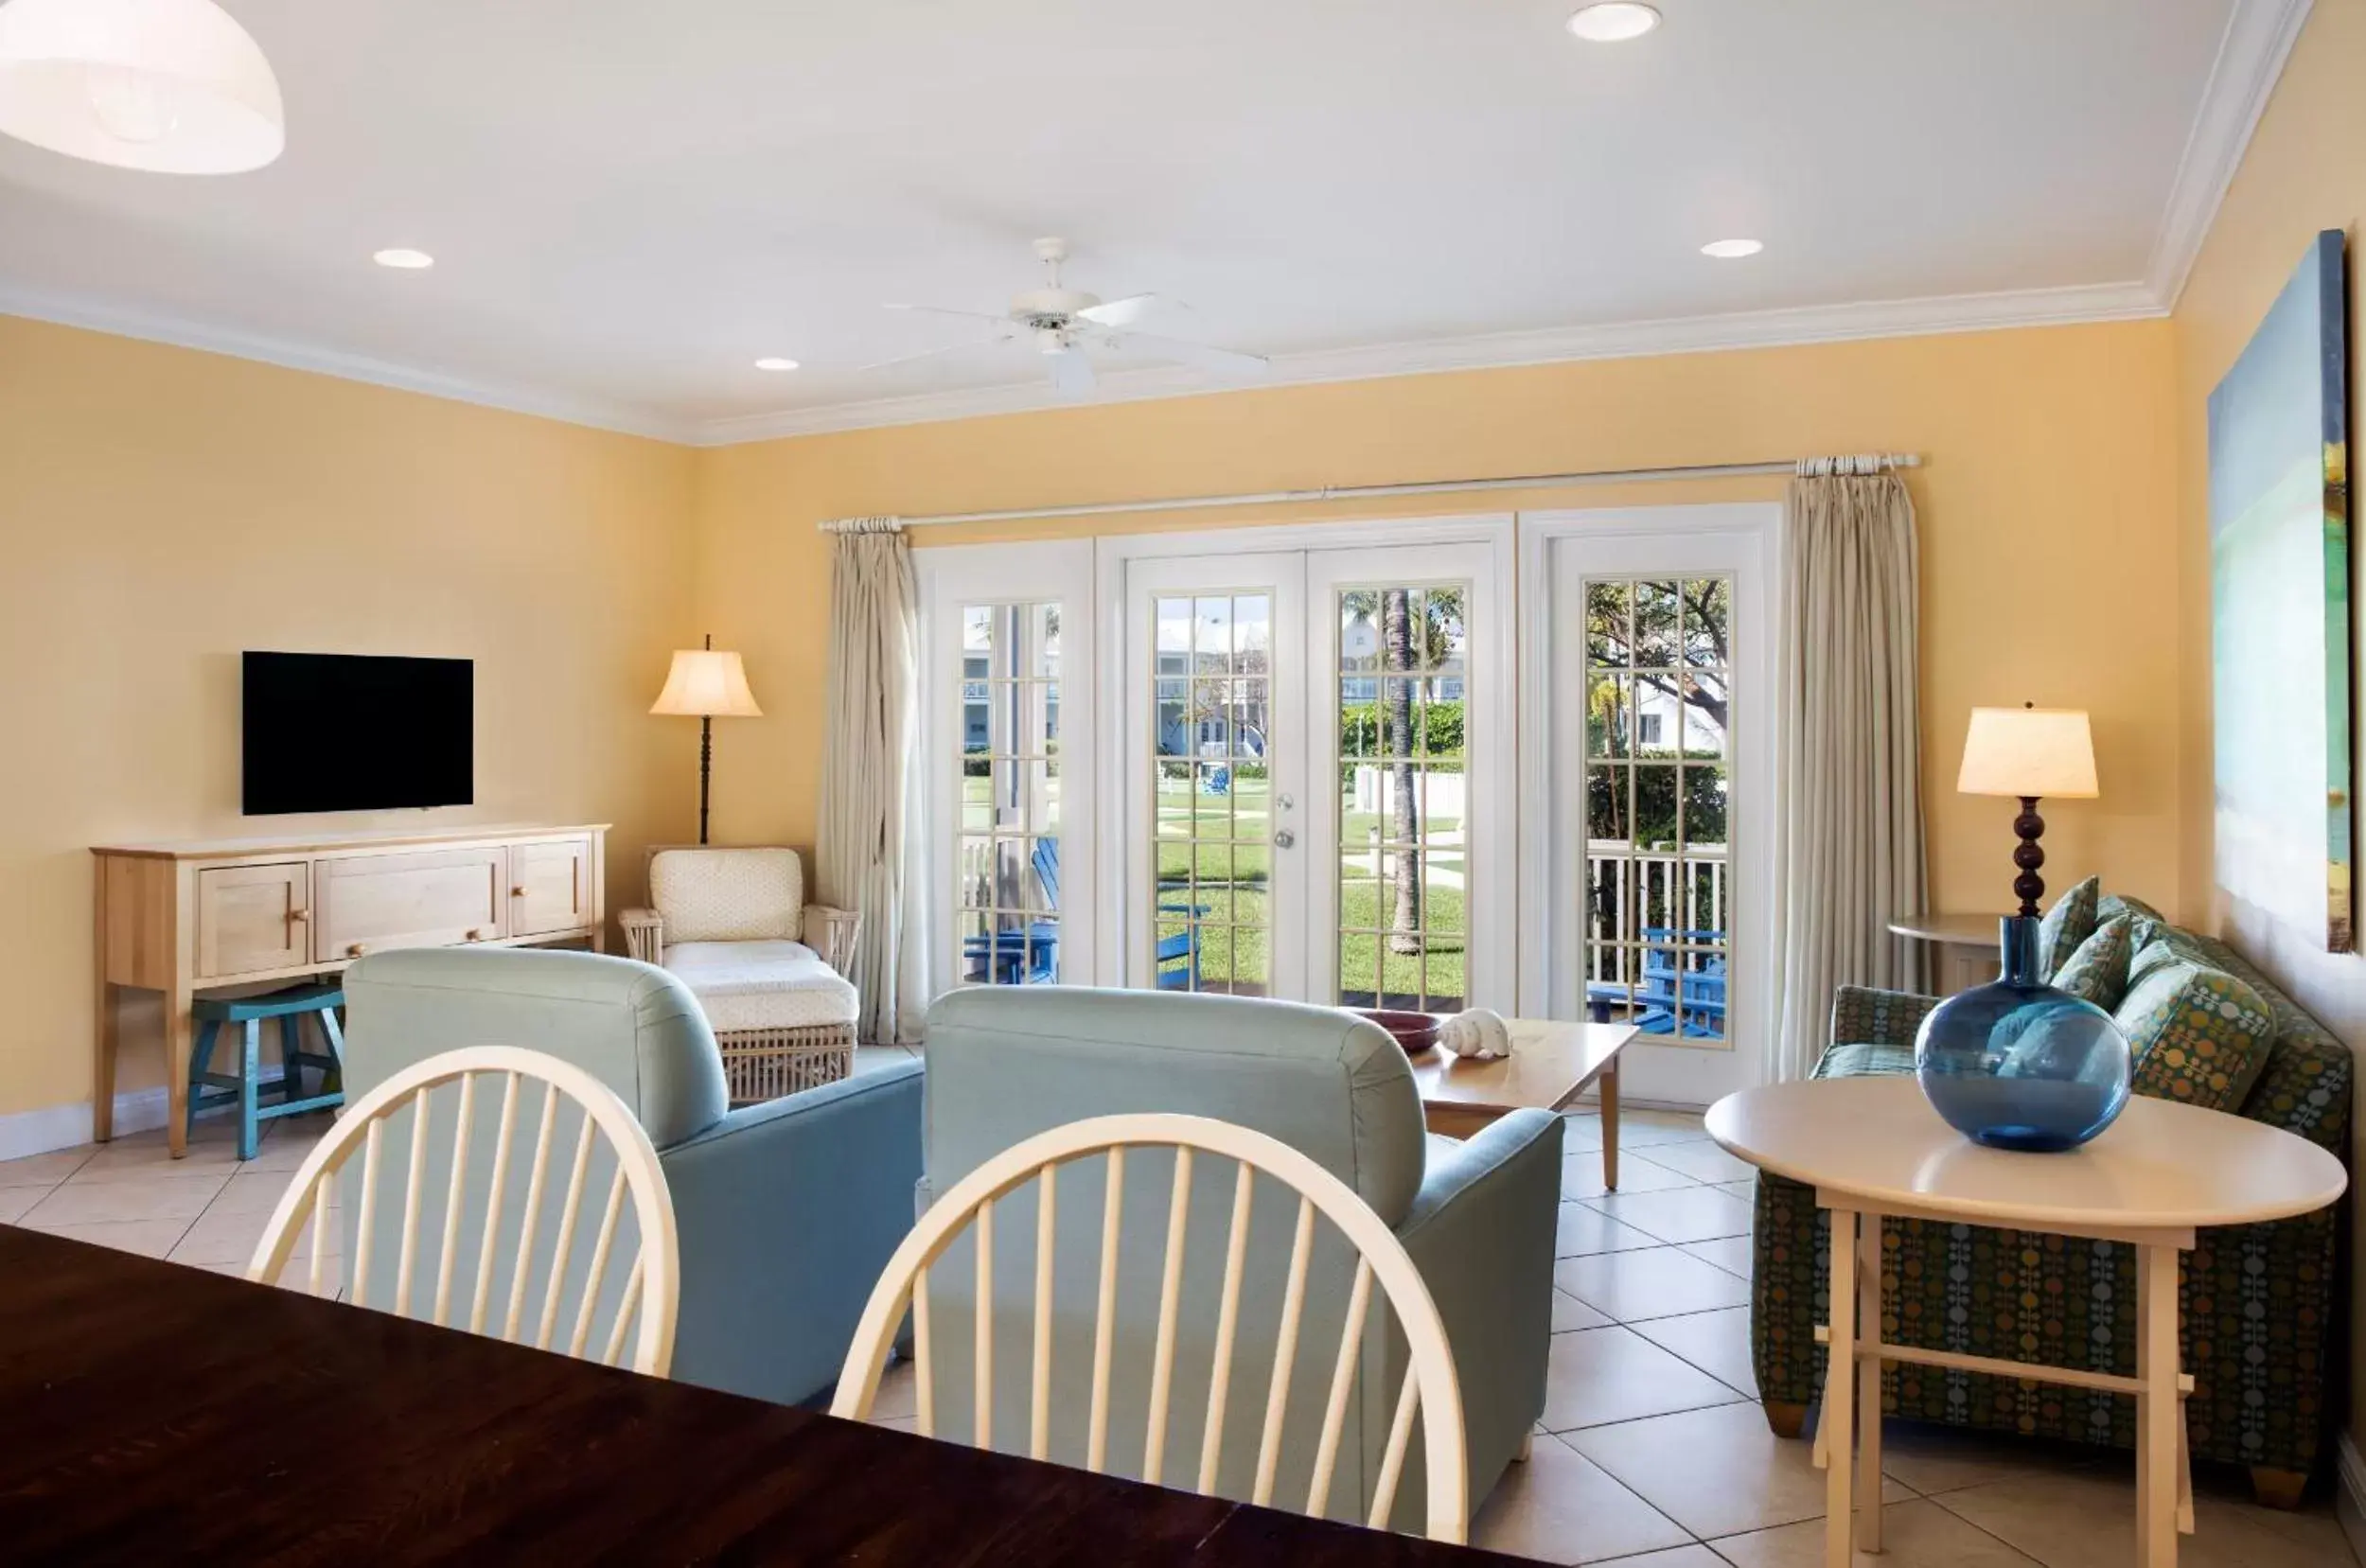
[1634, 926, 1727, 1037]
[962, 839, 1204, 988]
[1585, 926, 1728, 1037]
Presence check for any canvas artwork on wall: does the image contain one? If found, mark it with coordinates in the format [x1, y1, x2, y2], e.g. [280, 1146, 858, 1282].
[2208, 227, 2354, 952]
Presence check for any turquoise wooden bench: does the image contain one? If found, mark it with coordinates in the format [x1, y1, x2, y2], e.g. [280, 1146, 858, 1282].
[187, 984, 346, 1159]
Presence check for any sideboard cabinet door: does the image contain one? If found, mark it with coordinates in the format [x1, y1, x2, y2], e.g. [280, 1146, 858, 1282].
[195, 862, 311, 979]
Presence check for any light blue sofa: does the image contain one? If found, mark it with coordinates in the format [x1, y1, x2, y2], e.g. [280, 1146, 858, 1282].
[336, 946, 924, 1409]
[916, 986, 1562, 1529]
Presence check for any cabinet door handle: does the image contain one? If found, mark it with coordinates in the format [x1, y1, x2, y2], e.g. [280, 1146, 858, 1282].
[346, 943, 366, 959]
[288, 908, 309, 922]
[510, 886, 528, 898]
[466, 928, 487, 942]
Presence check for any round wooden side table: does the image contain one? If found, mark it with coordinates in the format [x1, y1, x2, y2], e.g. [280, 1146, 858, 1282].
[1886, 911, 2010, 994]
[1705, 1077, 2345, 1568]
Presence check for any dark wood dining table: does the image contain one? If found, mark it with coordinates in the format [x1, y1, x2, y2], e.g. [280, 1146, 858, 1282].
[0, 1224, 1528, 1565]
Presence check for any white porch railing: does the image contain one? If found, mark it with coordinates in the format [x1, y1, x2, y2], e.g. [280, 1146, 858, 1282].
[1584, 841, 1727, 986]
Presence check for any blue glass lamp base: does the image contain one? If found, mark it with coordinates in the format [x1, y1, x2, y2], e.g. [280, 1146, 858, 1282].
[1913, 916, 2131, 1154]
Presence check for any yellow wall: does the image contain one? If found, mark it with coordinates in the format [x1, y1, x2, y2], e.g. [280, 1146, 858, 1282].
[0, 316, 697, 1121]
[2171, 0, 2366, 1476]
[0, 243, 2192, 1136]
[695, 320, 2182, 925]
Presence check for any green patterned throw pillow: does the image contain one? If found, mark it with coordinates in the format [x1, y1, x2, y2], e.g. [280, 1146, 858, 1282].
[2052, 914, 2135, 1011]
[2128, 926, 2217, 986]
[2097, 890, 2167, 927]
[2115, 959, 2276, 1112]
[2038, 874, 2101, 978]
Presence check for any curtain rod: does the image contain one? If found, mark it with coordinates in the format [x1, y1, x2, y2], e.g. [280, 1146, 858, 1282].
[831, 453, 1920, 530]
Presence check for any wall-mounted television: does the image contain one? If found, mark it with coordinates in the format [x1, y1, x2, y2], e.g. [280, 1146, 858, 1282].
[242, 652, 473, 815]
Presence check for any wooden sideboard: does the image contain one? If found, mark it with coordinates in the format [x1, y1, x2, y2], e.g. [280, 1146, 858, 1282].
[92, 823, 608, 1157]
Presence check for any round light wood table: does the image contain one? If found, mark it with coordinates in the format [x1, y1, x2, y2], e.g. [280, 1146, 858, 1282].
[1886, 911, 2011, 994]
[1704, 1077, 2346, 1568]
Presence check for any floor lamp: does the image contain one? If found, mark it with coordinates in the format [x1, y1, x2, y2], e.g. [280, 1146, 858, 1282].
[650, 636, 763, 845]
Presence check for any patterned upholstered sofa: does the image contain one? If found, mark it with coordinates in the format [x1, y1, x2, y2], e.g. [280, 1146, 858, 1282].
[1750, 894, 2352, 1506]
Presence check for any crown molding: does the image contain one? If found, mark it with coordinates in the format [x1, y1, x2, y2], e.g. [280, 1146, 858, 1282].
[2146, 0, 2313, 308]
[689, 279, 2165, 445]
[4, 2, 2308, 449]
[0, 284, 699, 444]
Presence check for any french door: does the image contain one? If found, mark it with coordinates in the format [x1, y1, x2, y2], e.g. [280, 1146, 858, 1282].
[1523, 506, 1773, 1102]
[1118, 538, 1512, 1010]
[918, 539, 1099, 995]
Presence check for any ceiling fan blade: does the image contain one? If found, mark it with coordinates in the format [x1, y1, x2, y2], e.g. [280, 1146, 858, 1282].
[857, 327, 1017, 373]
[1076, 292, 1178, 329]
[1048, 346, 1097, 399]
[1097, 328, 1270, 379]
[883, 302, 1018, 327]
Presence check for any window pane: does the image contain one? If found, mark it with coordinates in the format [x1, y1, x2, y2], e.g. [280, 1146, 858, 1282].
[1684, 579, 1729, 667]
[1588, 674, 1635, 759]
[1236, 594, 1270, 675]
[1586, 580, 1631, 667]
[1683, 675, 1728, 759]
[1194, 596, 1232, 673]
[1156, 597, 1191, 659]
[1635, 581, 1680, 667]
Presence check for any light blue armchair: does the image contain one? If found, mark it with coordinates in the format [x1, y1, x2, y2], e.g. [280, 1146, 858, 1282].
[337, 946, 924, 1408]
[915, 986, 1561, 1530]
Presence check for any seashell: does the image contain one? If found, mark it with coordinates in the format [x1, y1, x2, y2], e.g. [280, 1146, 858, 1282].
[1439, 1007, 1512, 1060]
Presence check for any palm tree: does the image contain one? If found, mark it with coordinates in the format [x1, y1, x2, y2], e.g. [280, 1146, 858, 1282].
[1383, 589, 1421, 954]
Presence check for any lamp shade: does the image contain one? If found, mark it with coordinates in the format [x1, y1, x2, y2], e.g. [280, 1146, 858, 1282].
[650, 648, 762, 718]
[0, 0, 283, 173]
[1956, 706, 2097, 799]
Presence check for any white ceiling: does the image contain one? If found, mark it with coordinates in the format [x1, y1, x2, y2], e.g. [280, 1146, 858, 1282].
[0, 0, 2301, 443]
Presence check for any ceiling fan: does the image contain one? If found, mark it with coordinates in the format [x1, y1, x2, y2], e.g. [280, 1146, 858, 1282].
[866, 238, 1270, 399]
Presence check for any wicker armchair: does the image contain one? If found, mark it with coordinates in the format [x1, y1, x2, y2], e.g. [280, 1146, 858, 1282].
[621, 846, 862, 1104]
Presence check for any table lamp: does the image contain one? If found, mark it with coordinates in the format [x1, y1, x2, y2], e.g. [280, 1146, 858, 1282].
[1955, 702, 2099, 917]
[650, 636, 762, 844]
[1915, 702, 2126, 1153]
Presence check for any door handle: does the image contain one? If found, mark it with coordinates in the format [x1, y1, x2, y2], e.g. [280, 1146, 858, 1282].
[1274, 828, 1297, 849]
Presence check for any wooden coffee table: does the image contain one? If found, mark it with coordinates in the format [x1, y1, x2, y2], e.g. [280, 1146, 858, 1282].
[1409, 1017, 1638, 1187]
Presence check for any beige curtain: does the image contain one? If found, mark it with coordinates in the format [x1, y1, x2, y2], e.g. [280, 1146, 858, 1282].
[1771, 460, 1929, 1081]
[817, 517, 927, 1044]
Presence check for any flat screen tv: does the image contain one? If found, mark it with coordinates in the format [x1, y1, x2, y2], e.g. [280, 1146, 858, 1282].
[242, 652, 473, 815]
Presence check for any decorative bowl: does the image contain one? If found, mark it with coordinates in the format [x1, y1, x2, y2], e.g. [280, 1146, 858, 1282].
[1354, 1009, 1441, 1055]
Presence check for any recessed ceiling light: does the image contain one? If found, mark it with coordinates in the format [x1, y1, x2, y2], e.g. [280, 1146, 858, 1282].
[1700, 238, 1763, 259]
[753, 357, 801, 372]
[373, 248, 433, 270]
[1565, 3, 1662, 42]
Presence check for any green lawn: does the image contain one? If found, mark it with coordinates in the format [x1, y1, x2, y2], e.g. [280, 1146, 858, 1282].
[974, 772, 1465, 1006]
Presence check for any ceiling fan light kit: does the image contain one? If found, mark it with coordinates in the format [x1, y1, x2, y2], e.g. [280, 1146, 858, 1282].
[871, 236, 1271, 400]
[0, 0, 283, 173]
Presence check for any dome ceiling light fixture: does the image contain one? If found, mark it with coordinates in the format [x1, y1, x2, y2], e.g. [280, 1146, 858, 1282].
[1700, 238, 1764, 259]
[0, 0, 283, 174]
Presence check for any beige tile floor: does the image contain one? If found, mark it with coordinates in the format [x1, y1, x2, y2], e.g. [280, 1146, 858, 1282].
[1466, 1106, 2359, 1567]
[6, 1097, 2357, 1566]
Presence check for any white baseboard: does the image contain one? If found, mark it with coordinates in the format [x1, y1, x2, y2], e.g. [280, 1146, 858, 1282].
[2339, 1435, 2366, 1563]
[0, 1088, 169, 1162]
[0, 1069, 292, 1163]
